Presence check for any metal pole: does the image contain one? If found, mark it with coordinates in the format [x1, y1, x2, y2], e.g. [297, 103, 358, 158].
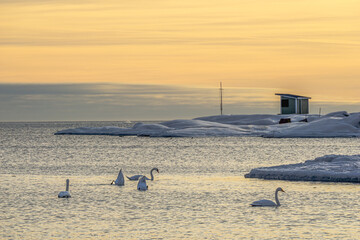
[220, 82, 223, 115]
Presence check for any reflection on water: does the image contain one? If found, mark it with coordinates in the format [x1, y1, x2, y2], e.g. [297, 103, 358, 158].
[0, 122, 359, 239]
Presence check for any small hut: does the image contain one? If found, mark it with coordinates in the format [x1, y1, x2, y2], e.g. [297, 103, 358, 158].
[275, 93, 311, 114]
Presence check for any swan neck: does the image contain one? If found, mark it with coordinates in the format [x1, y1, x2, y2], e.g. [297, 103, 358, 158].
[275, 189, 280, 206]
[66, 179, 70, 191]
[150, 169, 154, 180]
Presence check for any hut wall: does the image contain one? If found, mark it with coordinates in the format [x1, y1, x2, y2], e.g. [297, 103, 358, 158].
[281, 97, 295, 114]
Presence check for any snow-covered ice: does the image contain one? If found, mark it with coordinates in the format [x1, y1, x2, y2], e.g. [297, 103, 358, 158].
[264, 111, 360, 138]
[244, 154, 360, 183]
[55, 111, 360, 138]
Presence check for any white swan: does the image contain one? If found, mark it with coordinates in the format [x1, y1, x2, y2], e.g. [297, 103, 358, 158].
[250, 187, 285, 207]
[137, 176, 148, 191]
[127, 168, 159, 181]
[58, 179, 71, 198]
[111, 168, 125, 186]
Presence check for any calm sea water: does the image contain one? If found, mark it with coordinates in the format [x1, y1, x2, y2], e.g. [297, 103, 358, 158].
[0, 121, 359, 239]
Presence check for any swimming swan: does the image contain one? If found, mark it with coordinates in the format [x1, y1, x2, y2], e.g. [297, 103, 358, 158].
[127, 168, 159, 181]
[250, 187, 285, 207]
[111, 168, 125, 186]
[137, 176, 148, 191]
[58, 179, 71, 198]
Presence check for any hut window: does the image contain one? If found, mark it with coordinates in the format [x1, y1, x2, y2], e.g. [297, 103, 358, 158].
[282, 99, 289, 107]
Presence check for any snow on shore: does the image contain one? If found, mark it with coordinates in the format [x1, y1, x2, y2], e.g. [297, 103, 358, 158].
[244, 155, 360, 183]
[55, 111, 360, 138]
[264, 111, 360, 138]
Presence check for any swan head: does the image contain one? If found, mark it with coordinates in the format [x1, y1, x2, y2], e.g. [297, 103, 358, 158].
[276, 187, 285, 192]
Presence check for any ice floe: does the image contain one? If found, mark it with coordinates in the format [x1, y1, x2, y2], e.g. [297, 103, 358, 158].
[55, 111, 360, 138]
[244, 154, 360, 183]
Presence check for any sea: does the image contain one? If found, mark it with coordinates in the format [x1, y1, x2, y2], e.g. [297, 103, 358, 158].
[0, 121, 359, 239]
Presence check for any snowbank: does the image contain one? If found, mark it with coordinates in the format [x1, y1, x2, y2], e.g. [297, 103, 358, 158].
[244, 155, 360, 183]
[55, 111, 360, 138]
[195, 114, 308, 126]
[264, 112, 360, 138]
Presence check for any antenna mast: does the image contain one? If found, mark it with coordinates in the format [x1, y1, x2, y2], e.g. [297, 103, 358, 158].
[220, 82, 223, 115]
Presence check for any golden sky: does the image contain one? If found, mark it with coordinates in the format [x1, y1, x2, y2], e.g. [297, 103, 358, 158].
[0, 0, 359, 119]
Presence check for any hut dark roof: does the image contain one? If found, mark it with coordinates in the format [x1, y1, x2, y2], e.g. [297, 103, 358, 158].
[275, 93, 311, 99]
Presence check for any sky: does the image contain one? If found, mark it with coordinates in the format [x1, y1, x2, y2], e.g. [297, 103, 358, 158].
[0, 0, 359, 121]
